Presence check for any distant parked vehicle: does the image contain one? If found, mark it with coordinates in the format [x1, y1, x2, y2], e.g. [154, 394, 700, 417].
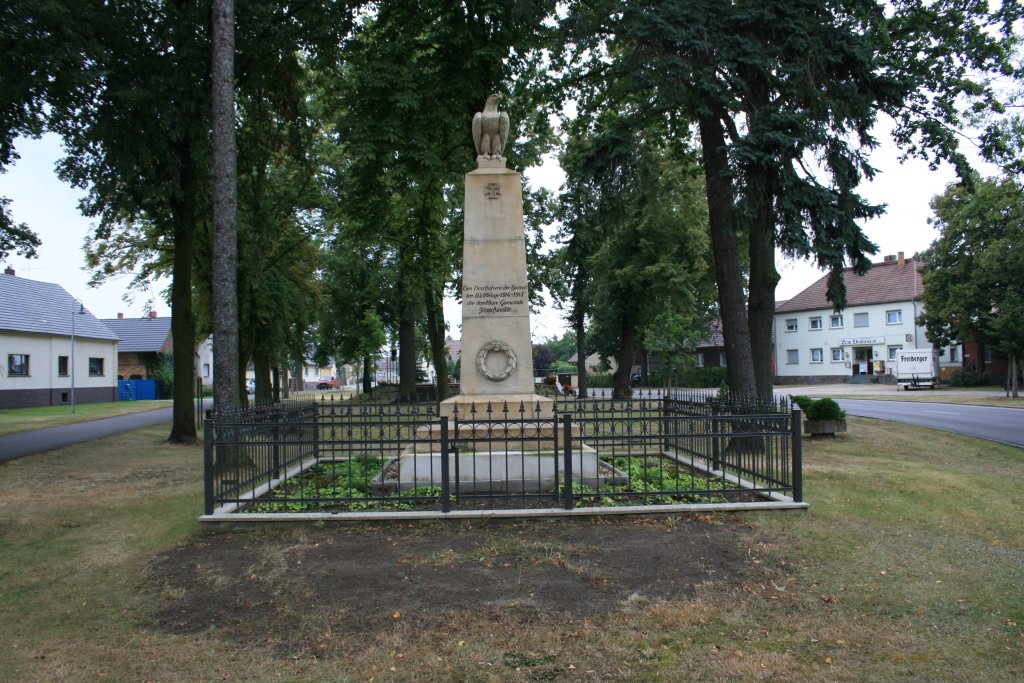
[317, 377, 339, 390]
[895, 349, 940, 390]
[245, 379, 256, 394]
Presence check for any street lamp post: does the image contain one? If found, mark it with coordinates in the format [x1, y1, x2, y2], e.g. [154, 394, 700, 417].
[70, 299, 84, 413]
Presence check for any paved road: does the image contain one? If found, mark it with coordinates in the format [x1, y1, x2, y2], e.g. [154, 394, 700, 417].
[0, 407, 173, 462]
[832, 399, 1024, 448]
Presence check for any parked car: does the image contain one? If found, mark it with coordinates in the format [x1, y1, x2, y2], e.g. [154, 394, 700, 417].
[245, 379, 256, 394]
[317, 377, 339, 390]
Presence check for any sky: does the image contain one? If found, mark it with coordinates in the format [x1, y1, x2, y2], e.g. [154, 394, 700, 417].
[1, 125, 995, 337]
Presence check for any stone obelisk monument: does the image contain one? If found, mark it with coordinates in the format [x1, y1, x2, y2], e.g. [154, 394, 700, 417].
[440, 94, 553, 419]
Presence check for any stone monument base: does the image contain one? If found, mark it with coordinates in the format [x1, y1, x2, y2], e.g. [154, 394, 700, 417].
[439, 393, 554, 419]
[372, 443, 629, 494]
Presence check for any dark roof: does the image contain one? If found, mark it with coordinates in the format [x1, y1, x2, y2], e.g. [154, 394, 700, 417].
[776, 257, 923, 314]
[696, 320, 724, 349]
[100, 316, 172, 352]
[0, 273, 119, 341]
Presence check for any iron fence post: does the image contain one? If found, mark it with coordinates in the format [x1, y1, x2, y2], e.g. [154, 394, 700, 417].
[273, 417, 281, 479]
[440, 418, 451, 513]
[562, 414, 574, 510]
[313, 398, 320, 461]
[791, 405, 804, 502]
[711, 403, 722, 472]
[203, 418, 214, 515]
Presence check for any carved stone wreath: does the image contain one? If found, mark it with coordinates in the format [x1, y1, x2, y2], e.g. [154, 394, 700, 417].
[476, 340, 517, 382]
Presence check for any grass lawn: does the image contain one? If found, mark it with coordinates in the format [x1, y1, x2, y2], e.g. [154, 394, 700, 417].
[0, 418, 1020, 681]
[0, 400, 172, 436]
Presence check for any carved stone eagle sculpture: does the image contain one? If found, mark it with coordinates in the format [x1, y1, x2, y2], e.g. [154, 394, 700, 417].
[472, 93, 509, 161]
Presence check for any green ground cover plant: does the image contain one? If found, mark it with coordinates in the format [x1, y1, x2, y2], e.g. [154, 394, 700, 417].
[0, 417, 1020, 681]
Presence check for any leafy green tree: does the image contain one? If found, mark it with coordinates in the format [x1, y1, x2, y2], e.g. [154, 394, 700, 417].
[561, 0, 1022, 399]
[316, 242, 393, 394]
[532, 344, 555, 377]
[0, 198, 39, 262]
[544, 332, 577, 363]
[919, 175, 1024, 397]
[12, 1, 354, 439]
[319, 0, 556, 401]
[561, 105, 711, 398]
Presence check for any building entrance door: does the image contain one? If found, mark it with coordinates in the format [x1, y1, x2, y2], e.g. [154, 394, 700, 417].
[853, 347, 874, 375]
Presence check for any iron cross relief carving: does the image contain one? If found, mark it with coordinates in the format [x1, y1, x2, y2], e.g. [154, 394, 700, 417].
[484, 182, 502, 200]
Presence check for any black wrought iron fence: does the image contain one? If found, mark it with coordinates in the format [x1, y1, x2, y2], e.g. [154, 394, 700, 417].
[202, 390, 804, 517]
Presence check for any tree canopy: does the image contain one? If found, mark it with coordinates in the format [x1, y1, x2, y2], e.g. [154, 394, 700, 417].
[919, 175, 1024, 396]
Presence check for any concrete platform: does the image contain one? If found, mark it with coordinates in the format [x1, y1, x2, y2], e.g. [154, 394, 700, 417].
[373, 443, 628, 493]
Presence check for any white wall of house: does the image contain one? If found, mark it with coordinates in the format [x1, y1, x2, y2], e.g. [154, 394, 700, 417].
[196, 336, 214, 387]
[774, 301, 944, 380]
[1, 331, 118, 391]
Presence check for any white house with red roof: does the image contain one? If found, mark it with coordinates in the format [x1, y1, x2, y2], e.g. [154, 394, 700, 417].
[774, 253, 960, 384]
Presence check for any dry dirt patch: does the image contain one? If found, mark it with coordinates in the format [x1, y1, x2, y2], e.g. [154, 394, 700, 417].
[149, 515, 766, 657]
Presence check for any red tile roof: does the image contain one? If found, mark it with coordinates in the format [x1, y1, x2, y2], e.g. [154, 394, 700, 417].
[776, 257, 923, 314]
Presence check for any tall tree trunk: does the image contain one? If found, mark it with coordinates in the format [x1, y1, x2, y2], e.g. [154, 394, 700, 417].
[397, 278, 417, 402]
[211, 0, 240, 414]
[168, 150, 197, 443]
[253, 343, 273, 403]
[168, 227, 197, 442]
[362, 355, 373, 395]
[747, 167, 779, 401]
[697, 113, 756, 397]
[612, 316, 637, 399]
[1011, 354, 1019, 399]
[424, 285, 448, 401]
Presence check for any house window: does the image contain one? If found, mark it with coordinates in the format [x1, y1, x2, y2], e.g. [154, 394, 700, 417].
[695, 352, 704, 368]
[785, 318, 798, 332]
[719, 352, 727, 367]
[984, 347, 993, 363]
[203, 363, 211, 377]
[831, 348, 843, 362]
[949, 347, 959, 362]
[88, 357, 104, 376]
[886, 309, 903, 325]
[888, 345, 903, 362]
[8, 354, 29, 376]
[58, 355, 69, 377]
[830, 315, 843, 329]
[854, 312, 869, 328]
[809, 317, 823, 330]
[786, 349, 799, 365]
[810, 348, 824, 363]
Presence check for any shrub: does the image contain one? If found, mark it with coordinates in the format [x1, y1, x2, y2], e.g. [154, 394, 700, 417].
[947, 369, 990, 387]
[806, 397, 847, 421]
[791, 395, 814, 412]
[585, 373, 615, 388]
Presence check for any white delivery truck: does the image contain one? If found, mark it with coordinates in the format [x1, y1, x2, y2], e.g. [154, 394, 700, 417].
[895, 349, 940, 390]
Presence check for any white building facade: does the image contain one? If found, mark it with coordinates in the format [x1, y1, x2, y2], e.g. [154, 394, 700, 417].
[1, 271, 119, 408]
[774, 254, 959, 384]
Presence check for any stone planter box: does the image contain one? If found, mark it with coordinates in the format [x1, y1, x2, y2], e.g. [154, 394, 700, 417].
[804, 419, 847, 437]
